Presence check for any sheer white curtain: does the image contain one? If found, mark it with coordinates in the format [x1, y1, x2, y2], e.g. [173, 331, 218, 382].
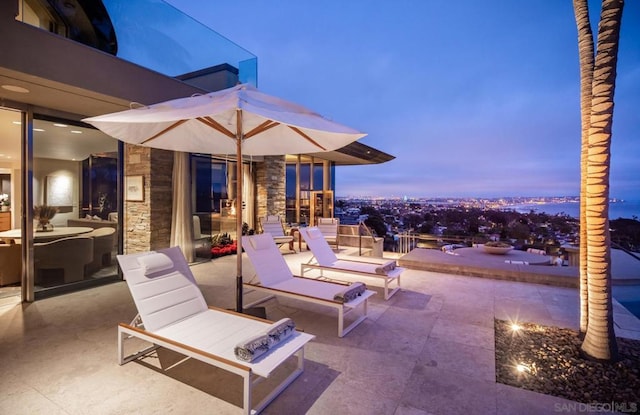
[171, 151, 194, 262]
[242, 163, 255, 231]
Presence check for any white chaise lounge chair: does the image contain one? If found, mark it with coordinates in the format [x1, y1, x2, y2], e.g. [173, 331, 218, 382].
[315, 217, 339, 250]
[299, 227, 404, 300]
[259, 215, 294, 251]
[117, 246, 314, 415]
[242, 233, 376, 337]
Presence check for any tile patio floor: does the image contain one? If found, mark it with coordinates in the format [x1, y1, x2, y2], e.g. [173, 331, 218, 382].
[0, 250, 638, 414]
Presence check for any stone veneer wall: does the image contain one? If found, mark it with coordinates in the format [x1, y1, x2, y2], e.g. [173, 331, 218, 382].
[255, 155, 286, 220]
[124, 145, 174, 253]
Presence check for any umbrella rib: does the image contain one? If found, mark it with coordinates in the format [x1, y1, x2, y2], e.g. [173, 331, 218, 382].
[288, 126, 327, 151]
[198, 117, 237, 139]
[141, 119, 189, 145]
[244, 120, 279, 139]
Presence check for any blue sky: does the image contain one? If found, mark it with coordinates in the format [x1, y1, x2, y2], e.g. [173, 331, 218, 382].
[166, 0, 640, 200]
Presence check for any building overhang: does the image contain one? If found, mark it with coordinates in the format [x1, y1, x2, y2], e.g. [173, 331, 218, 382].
[0, 10, 229, 119]
[306, 141, 395, 166]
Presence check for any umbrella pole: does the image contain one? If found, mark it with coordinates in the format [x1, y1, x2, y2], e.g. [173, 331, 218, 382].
[236, 113, 244, 313]
[235, 113, 266, 318]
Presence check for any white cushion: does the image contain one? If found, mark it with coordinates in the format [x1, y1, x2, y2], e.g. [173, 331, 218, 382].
[307, 228, 323, 240]
[250, 235, 273, 251]
[138, 253, 174, 276]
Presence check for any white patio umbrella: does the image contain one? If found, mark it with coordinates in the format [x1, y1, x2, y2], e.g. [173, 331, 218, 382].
[83, 83, 366, 312]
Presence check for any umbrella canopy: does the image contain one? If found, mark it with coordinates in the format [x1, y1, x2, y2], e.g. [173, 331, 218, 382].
[84, 84, 365, 155]
[83, 83, 366, 312]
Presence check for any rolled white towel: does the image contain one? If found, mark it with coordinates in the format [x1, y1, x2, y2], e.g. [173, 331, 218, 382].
[266, 318, 296, 343]
[234, 318, 298, 362]
[375, 260, 397, 275]
[234, 334, 272, 362]
[334, 282, 366, 303]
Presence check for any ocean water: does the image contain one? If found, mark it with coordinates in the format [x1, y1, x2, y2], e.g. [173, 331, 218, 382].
[512, 200, 640, 220]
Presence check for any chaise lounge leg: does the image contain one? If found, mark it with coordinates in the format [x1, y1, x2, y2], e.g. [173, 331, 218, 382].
[383, 277, 402, 300]
[243, 373, 251, 415]
[117, 325, 160, 365]
[252, 348, 305, 414]
[338, 299, 370, 338]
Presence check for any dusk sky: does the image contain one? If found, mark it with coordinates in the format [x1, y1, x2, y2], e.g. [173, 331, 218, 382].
[165, 0, 640, 200]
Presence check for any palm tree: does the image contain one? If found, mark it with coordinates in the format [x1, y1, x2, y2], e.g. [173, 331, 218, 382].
[572, 0, 594, 335]
[576, 0, 624, 361]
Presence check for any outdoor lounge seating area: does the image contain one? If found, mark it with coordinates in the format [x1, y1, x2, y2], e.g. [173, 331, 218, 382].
[2, 0, 639, 412]
[3, 248, 639, 414]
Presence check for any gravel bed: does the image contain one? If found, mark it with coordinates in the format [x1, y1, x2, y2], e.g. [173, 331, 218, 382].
[495, 319, 640, 408]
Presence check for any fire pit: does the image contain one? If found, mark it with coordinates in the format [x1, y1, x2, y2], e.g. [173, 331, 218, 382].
[482, 242, 514, 255]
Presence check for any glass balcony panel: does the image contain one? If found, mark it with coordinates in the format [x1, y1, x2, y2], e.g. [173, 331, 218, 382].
[17, 0, 257, 85]
[102, 0, 257, 84]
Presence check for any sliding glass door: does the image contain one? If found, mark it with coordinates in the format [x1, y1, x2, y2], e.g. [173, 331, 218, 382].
[31, 115, 120, 297]
[0, 106, 122, 302]
[0, 108, 22, 301]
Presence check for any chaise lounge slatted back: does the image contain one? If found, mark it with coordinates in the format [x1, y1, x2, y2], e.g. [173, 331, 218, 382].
[315, 217, 339, 250]
[117, 247, 207, 332]
[259, 215, 294, 251]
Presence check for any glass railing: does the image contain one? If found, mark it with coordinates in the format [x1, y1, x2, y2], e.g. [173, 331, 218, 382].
[102, 0, 257, 85]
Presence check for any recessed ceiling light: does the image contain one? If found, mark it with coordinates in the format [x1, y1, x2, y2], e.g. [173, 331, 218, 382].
[34, 128, 45, 132]
[1, 85, 30, 93]
[70, 130, 82, 134]
[12, 121, 21, 125]
[53, 123, 68, 127]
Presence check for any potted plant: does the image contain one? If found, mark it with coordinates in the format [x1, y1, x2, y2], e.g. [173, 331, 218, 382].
[0, 194, 9, 212]
[34, 205, 58, 232]
[210, 232, 237, 258]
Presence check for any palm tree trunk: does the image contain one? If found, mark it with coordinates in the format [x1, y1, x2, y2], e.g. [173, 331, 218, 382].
[581, 0, 623, 361]
[572, 0, 594, 335]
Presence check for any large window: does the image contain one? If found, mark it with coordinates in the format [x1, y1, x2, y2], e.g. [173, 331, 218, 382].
[17, 0, 117, 54]
[285, 156, 335, 225]
[193, 156, 231, 215]
[82, 155, 117, 219]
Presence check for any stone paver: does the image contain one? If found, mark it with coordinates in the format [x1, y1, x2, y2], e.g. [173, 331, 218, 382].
[0, 250, 638, 415]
